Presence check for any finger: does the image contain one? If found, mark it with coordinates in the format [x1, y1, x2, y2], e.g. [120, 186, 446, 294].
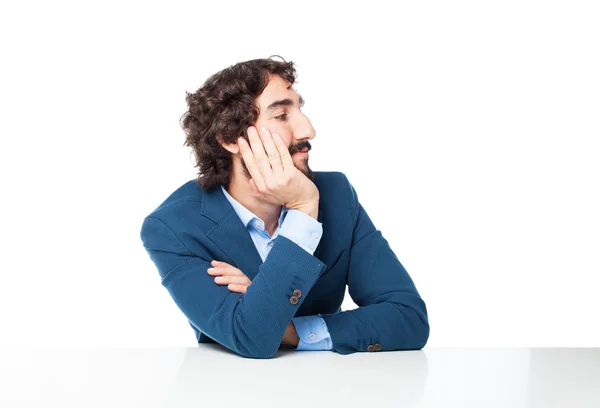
[271, 132, 294, 175]
[249, 127, 273, 187]
[214, 275, 251, 285]
[259, 127, 283, 181]
[210, 260, 235, 268]
[207, 266, 244, 276]
[238, 128, 266, 191]
[227, 284, 247, 294]
[253, 127, 278, 189]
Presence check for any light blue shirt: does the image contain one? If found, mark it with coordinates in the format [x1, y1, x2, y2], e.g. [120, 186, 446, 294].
[220, 185, 333, 351]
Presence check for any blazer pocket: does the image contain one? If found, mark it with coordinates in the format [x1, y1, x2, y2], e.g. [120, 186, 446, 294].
[320, 249, 349, 279]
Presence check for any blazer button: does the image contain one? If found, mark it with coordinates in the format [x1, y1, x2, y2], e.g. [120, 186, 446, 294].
[289, 296, 299, 305]
[367, 344, 376, 352]
[293, 289, 302, 298]
[374, 343, 382, 351]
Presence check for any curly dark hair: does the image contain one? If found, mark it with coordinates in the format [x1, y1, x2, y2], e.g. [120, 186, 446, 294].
[180, 56, 297, 191]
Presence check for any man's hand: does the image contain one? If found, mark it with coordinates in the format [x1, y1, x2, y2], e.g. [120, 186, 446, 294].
[237, 126, 319, 211]
[281, 321, 300, 348]
[207, 260, 252, 294]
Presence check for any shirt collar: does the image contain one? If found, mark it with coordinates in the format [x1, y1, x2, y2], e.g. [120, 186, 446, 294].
[220, 185, 289, 230]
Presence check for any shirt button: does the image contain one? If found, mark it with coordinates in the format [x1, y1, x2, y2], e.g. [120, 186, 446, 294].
[374, 343, 382, 351]
[309, 333, 316, 340]
[293, 289, 302, 298]
[289, 296, 299, 305]
[367, 344, 376, 352]
[311, 232, 318, 239]
[268, 241, 273, 247]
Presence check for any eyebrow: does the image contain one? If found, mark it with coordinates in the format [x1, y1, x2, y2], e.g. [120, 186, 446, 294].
[266, 94, 305, 112]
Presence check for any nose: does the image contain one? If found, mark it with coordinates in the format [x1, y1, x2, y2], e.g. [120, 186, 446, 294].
[293, 113, 316, 143]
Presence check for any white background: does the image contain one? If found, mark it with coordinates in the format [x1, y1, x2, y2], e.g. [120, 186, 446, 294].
[1, 0, 598, 348]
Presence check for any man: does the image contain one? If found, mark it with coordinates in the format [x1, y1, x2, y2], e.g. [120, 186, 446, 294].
[140, 57, 429, 358]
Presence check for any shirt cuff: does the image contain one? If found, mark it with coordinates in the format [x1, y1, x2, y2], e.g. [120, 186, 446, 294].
[279, 209, 323, 255]
[292, 314, 333, 351]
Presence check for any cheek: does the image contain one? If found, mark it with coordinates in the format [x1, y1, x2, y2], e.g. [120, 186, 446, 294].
[269, 127, 292, 147]
[258, 121, 292, 146]
[281, 133, 293, 147]
[275, 128, 293, 143]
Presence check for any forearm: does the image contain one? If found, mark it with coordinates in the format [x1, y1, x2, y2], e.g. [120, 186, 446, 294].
[276, 202, 320, 350]
[319, 173, 429, 355]
[320, 300, 429, 354]
[214, 236, 322, 358]
[142, 216, 326, 359]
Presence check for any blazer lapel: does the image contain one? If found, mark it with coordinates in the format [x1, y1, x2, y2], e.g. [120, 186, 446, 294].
[200, 186, 264, 281]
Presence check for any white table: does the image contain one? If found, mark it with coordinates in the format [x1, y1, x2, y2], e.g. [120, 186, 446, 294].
[2, 346, 599, 407]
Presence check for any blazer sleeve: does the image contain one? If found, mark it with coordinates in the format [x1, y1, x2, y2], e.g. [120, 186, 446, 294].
[140, 216, 327, 359]
[319, 175, 430, 354]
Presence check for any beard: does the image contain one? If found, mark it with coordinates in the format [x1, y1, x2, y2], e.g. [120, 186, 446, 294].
[241, 156, 315, 183]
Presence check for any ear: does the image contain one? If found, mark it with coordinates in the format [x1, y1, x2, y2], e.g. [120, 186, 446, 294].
[217, 135, 240, 154]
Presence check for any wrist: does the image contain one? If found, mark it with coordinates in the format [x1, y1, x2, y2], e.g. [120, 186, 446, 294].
[288, 200, 319, 220]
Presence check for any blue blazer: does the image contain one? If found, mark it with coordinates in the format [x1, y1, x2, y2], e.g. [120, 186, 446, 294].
[140, 171, 429, 358]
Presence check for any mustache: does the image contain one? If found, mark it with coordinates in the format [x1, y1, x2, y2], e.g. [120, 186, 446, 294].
[290, 141, 311, 154]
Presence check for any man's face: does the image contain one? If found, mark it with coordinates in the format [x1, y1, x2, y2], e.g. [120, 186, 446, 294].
[241, 74, 316, 182]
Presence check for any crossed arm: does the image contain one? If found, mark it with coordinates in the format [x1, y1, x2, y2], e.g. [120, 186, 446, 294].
[141, 175, 428, 358]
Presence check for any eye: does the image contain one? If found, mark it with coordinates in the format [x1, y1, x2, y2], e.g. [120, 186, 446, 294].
[274, 113, 288, 121]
